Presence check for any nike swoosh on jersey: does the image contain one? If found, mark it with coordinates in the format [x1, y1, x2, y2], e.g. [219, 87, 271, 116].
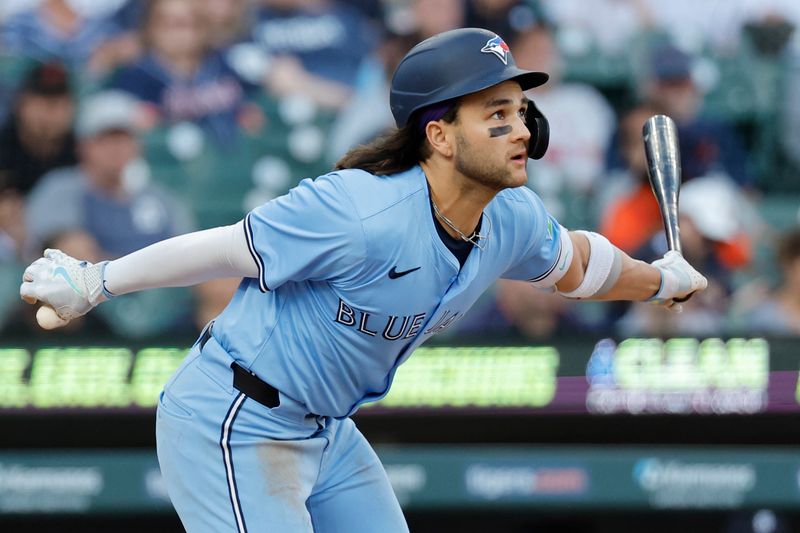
[53, 266, 83, 296]
[388, 266, 421, 279]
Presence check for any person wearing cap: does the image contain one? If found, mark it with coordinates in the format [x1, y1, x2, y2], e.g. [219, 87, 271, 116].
[22, 90, 196, 336]
[512, 22, 615, 200]
[19, 29, 707, 532]
[21, 88, 197, 340]
[614, 174, 756, 337]
[641, 42, 754, 188]
[24, 90, 193, 262]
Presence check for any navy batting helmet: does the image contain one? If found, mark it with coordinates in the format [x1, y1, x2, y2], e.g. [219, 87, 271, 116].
[390, 27, 551, 159]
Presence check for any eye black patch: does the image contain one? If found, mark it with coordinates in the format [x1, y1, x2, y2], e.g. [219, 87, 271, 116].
[489, 125, 512, 138]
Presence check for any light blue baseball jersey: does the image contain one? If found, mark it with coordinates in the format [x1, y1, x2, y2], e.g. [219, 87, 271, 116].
[212, 164, 565, 418]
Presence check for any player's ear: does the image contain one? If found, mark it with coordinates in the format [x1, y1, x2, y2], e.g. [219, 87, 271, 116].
[425, 120, 453, 158]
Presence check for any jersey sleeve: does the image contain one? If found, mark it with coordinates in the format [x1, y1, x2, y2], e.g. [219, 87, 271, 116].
[501, 187, 571, 288]
[244, 173, 366, 291]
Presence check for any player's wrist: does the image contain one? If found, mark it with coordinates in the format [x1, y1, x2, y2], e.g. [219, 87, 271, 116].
[646, 268, 665, 302]
[647, 251, 707, 302]
[83, 261, 110, 306]
[648, 266, 679, 302]
[98, 261, 116, 301]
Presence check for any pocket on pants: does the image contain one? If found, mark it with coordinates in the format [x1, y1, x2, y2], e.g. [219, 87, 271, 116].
[158, 390, 195, 420]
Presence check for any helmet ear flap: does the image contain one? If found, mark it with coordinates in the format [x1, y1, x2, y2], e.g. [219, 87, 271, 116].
[526, 101, 549, 160]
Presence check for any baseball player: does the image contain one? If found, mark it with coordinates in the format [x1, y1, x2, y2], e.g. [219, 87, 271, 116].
[19, 28, 706, 532]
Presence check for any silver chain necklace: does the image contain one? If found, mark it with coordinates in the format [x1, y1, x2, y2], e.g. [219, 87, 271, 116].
[431, 199, 492, 251]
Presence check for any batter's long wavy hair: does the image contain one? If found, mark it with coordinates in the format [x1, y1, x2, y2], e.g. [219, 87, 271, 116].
[334, 103, 460, 175]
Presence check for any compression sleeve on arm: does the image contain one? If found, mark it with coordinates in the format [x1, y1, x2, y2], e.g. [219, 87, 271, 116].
[103, 221, 259, 296]
[559, 230, 623, 299]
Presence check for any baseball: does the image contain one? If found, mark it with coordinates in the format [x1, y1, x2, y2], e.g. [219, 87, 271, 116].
[36, 305, 69, 330]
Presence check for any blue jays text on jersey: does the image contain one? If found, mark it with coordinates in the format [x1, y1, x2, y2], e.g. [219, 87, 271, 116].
[211, 165, 566, 419]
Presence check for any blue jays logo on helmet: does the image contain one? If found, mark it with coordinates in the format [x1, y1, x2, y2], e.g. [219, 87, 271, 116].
[481, 35, 510, 65]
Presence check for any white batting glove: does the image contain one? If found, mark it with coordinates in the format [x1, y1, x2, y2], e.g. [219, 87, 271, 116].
[648, 251, 708, 312]
[19, 249, 110, 323]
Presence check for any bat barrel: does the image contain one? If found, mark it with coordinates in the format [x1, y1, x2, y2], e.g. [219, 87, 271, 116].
[643, 115, 682, 254]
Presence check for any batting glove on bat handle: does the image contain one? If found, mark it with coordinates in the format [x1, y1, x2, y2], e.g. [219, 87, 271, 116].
[19, 249, 113, 325]
[648, 251, 708, 312]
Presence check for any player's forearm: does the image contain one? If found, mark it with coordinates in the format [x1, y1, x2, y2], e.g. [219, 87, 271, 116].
[104, 221, 259, 296]
[555, 231, 682, 303]
[590, 253, 661, 301]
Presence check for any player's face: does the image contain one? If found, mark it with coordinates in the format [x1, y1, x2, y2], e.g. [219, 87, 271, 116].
[451, 81, 531, 191]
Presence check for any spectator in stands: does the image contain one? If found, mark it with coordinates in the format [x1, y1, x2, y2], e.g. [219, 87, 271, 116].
[601, 98, 762, 334]
[0, 0, 140, 76]
[733, 227, 800, 335]
[200, 0, 253, 49]
[111, 0, 264, 146]
[599, 103, 665, 255]
[639, 42, 754, 188]
[251, 0, 378, 109]
[0, 61, 77, 260]
[616, 175, 755, 336]
[24, 90, 193, 261]
[23, 90, 198, 335]
[0, 61, 77, 198]
[594, 104, 666, 331]
[515, 23, 615, 213]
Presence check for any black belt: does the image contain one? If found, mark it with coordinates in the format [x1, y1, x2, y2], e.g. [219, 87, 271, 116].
[198, 324, 280, 409]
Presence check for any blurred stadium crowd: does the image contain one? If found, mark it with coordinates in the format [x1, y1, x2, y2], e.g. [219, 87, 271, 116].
[0, 0, 799, 341]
